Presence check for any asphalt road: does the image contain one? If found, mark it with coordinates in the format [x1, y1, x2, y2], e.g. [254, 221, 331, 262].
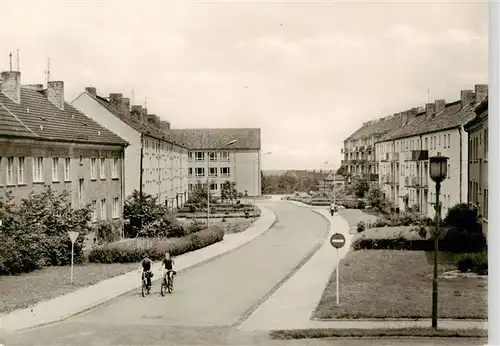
[1, 201, 332, 345]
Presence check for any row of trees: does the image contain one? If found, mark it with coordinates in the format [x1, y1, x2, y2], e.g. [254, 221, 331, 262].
[261, 173, 319, 195]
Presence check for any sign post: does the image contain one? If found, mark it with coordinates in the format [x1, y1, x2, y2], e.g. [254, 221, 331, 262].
[330, 233, 346, 305]
[68, 231, 79, 282]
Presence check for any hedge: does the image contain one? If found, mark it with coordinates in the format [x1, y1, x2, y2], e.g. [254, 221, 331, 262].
[87, 226, 224, 263]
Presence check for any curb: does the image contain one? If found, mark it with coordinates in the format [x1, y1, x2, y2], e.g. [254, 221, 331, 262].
[0, 204, 277, 333]
[235, 210, 331, 327]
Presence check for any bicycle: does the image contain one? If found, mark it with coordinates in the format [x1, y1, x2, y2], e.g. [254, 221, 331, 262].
[160, 270, 175, 296]
[141, 271, 153, 297]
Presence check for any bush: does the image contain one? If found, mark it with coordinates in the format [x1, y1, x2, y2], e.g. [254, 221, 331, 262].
[185, 220, 206, 234]
[357, 200, 366, 209]
[244, 211, 250, 219]
[374, 213, 431, 228]
[0, 188, 92, 275]
[441, 203, 487, 253]
[88, 226, 224, 263]
[96, 221, 120, 244]
[454, 252, 488, 275]
[352, 236, 433, 251]
[357, 221, 366, 233]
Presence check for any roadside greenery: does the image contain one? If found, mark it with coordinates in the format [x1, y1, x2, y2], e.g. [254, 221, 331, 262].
[0, 187, 93, 275]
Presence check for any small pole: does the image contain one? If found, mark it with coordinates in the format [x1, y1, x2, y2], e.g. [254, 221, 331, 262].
[9, 52, 12, 71]
[336, 248, 340, 305]
[70, 242, 75, 282]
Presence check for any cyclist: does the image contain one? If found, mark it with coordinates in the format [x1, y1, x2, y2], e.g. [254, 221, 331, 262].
[161, 252, 176, 286]
[139, 254, 154, 288]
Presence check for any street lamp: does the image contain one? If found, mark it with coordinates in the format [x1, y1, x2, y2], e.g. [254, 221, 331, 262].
[207, 139, 238, 228]
[253, 152, 272, 221]
[325, 161, 338, 215]
[428, 152, 448, 329]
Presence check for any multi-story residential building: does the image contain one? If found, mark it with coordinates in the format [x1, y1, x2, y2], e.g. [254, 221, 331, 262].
[171, 128, 261, 196]
[72, 88, 190, 209]
[375, 84, 488, 219]
[342, 114, 402, 184]
[464, 97, 488, 236]
[0, 71, 128, 228]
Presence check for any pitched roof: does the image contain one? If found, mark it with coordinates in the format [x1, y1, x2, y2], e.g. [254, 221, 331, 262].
[377, 100, 476, 142]
[170, 128, 261, 150]
[465, 97, 488, 130]
[90, 94, 187, 148]
[0, 87, 127, 145]
[345, 112, 406, 142]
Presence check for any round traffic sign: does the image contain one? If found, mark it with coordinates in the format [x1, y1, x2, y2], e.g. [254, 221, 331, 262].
[330, 233, 346, 249]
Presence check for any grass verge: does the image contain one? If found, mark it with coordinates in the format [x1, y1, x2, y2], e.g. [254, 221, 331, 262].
[269, 327, 487, 339]
[312, 250, 487, 319]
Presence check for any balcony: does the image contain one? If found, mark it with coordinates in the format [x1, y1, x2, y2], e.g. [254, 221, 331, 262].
[404, 150, 429, 162]
[351, 159, 358, 164]
[366, 144, 373, 151]
[390, 152, 400, 162]
[381, 153, 389, 162]
[358, 159, 367, 165]
[341, 148, 344, 154]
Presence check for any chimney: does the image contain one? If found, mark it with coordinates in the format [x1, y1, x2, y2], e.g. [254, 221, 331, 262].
[141, 108, 148, 123]
[109, 93, 123, 113]
[1, 71, 21, 103]
[434, 99, 446, 114]
[121, 98, 130, 117]
[147, 114, 160, 127]
[131, 105, 143, 120]
[406, 108, 418, 123]
[160, 120, 171, 131]
[47, 81, 65, 110]
[474, 84, 488, 103]
[460, 90, 474, 109]
[86, 87, 97, 98]
[24, 84, 44, 91]
[425, 103, 435, 119]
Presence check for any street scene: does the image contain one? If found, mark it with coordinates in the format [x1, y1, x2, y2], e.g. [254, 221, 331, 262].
[0, 1, 492, 345]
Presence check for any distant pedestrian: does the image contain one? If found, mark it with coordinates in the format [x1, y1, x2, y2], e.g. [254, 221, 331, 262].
[330, 202, 336, 216]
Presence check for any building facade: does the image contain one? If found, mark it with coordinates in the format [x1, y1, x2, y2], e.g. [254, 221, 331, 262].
[464, 97, 488, 236]
[0, 71, 128, 228]
[171, 128, 261, 197]
[72, 88, 189, 209]
[375, 85, 487, 219]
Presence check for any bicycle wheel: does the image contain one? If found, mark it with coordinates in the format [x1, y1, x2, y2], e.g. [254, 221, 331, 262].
[141, 281, 146, 297]
[168, 275, 173, 293]
[161, 279, 166, 297]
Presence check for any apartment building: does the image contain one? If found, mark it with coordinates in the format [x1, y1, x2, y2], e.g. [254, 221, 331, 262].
[464, 97, 488, 236]
[72, 88, 190, 209]
[171, 128, 261, 197]
[375, 84, 488, 219]
[341, 114, 402, 184]
[0, 71, 128, 227]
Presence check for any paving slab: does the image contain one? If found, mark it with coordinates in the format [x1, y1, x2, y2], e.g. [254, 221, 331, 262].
[0, 203, 276, 333]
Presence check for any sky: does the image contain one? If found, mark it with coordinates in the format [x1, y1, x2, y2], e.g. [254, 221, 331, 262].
[0, 0, 489, 171]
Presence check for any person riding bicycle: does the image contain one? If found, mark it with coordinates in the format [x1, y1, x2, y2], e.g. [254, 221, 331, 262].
[161, 252, 176, 286]
[139, 254, 154, 288]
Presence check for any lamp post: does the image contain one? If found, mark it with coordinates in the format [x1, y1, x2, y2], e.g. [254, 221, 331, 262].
[325, 161, 337, 215]
[207, 139, 238, 228]
[428, 152, 449, 329]
[253, 152, 272, 221]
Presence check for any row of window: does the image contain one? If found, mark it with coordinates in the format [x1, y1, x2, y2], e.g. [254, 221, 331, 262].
[143, 138, 186, 154]
[188, 167, 231, 177]
[90, 198, 121, 222]
[380, 133, 452, 156]
[469, 181, 488, 218]
[188, 151, 230, 162]
[188, 183, 228, 191]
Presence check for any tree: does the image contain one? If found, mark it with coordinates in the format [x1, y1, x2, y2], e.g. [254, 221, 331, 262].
[336, 166, 346, 176]
[123, 190, 165, 237]
[186, 181, 216, 206]
[441, 203, 486, 252]
[352, 178, 370, 198]
[221, 180, 238, 204]
[366, 185, 390, 213]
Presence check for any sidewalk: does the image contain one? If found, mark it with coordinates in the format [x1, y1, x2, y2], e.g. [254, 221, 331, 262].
[0, 204, 276, 333]
[239, 209, 487, 332]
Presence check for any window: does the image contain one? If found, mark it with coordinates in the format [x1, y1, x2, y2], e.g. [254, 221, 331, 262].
[448, 134, 451, 148]
[443, 135, 447, 148]
[100, 158, 106, 179]
[195, 152, 204, 161]
[424, 138, 428, 150]
[188, 183, 193, 192]
[91, 200, 97, 222]
[78, 178, 84, 205]
[52, 157, 59, 182]
[484, 189, 488, 218]
[195, 167, 205, 177]
[220, 167, 230, 177]
[209, 167, 217, 177]
[6, 157, 14, 185]
[100, 199, 107, 220]
[90, 158, 97, 180]
[188, 168, 193, 177]
[447, 164, 450, 179]
[33, 157, 43, 182]
[484, 129, 488, 159]
[64, 158, 71, 181]
[220, 151, 229, 161]
[79, 155, 83, 165]
[188, 152, 193, 161]
[18, 157, 25, 184]
[112, 197, 119, 218]
[209, 152, 217, 161]
[210, 183, 217, 191]
[112, 158, 119, 178]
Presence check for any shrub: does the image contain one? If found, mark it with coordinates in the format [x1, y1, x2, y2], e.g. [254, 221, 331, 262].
[96, 221, 121, 244]
[88, 226, 224, 263]
[357, 221, 366, 233]
[0, 188, 92, 275]
[352, 237, 434, 251]
[186, 220, 206, 234]
[454, 252, 488, 275]
[357, 200, 366, 209]
[244, 211, 250, 219]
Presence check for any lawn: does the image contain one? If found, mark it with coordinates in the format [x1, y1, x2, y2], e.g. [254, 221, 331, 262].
[313, 250, 487, 320]
[0, 262, 139, 315]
